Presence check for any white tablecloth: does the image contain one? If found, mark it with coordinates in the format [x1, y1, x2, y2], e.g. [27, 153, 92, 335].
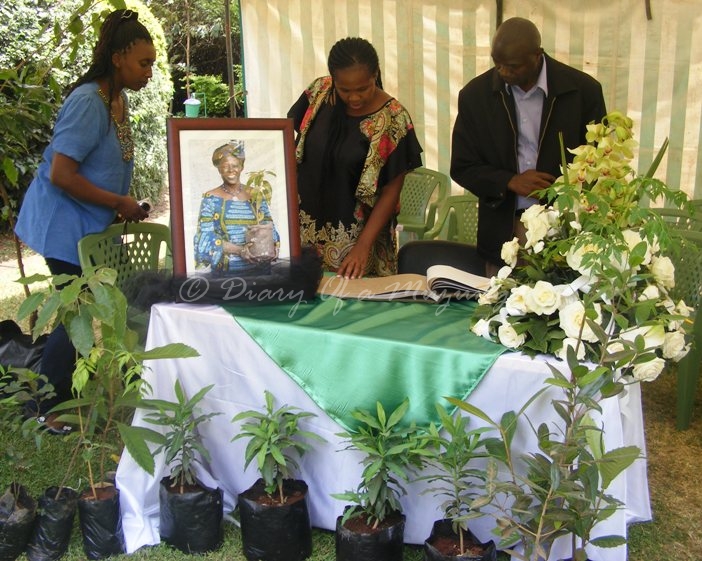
[117, 303, 651, 560]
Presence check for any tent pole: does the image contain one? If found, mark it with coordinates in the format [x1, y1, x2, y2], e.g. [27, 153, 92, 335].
[224, 0, 237, 117]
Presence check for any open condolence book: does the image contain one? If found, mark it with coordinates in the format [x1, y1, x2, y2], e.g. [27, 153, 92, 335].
[317, 265, 491, 302]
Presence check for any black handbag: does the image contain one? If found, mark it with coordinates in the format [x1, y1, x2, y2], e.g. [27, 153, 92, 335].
[0, 320, 47, 373]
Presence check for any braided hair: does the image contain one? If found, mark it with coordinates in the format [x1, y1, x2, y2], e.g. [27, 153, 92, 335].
[324, 37, 383, 174]
[68, 10, 153, 117]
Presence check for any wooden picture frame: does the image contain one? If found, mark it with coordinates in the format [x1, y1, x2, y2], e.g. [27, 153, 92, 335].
[166, 117, 301, 276]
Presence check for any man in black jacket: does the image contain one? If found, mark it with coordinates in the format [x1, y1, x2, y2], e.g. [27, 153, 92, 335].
[450, 17, 606, 275]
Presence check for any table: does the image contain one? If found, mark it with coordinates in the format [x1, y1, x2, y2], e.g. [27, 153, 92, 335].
[117, 302, 651, 560]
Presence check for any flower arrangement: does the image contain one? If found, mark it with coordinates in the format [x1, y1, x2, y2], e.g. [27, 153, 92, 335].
[470, 112, 693, 381]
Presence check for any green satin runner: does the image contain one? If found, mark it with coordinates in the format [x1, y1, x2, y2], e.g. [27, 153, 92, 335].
[222, 296, 507, 430]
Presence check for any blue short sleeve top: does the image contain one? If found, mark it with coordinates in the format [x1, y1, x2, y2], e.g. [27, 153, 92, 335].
[15, 82, 134, 265]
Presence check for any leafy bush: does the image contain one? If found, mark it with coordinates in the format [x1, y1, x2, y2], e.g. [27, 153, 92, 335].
[0, 0, 173, 231]
[187, 74, 231, 117]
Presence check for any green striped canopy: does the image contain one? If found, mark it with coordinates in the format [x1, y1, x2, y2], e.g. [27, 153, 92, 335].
[241, 0, 702, 199]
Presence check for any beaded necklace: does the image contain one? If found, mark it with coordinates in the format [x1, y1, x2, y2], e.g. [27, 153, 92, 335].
[97, 89, 134, 162]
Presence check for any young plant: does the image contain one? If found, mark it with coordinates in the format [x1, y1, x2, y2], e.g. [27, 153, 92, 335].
[142, 380, 220, 493]
[16, 267, 200, 496]
[246, 169, 276, 207]
[332, 398, 430, 529]
[419, 404, 491, 555]
[447, 355, 639, 561]
[231, 389, 325, 504]
[0, 366, 52, 494]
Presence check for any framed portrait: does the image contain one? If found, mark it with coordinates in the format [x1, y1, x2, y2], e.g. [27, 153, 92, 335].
[166, 118, 301, 276]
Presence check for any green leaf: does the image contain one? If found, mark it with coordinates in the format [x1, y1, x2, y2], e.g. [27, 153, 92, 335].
[445, 397, 495, 426]
[134, 343, 200, 361]
[68, 313, 95, 357]
[590, 535, 628, 548]
[386, 398, 409, 429]
[599, 446, 640, 489]
[118, 423, 165, 475]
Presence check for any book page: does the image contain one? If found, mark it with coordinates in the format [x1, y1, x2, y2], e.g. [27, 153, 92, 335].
[426, 265, 491, 294]
[317, 274, 441, 302]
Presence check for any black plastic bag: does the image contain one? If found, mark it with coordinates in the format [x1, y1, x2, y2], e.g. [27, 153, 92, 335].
[77, 487, 124, 560]
[159, 478, 223, 554]
[0, 320, 47, 373]
[26, 487, 78, 561]
[335, 509, 405, 561]
[238, 479, 312, 561]
[0, 483, 36, 561]
[424, 519, 497, 561]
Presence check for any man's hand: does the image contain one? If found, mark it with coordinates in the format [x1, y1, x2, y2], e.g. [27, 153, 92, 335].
[507, 169, 556, 197]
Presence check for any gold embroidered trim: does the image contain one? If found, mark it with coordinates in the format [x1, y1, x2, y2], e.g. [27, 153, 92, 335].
[97, 89, 134, 162]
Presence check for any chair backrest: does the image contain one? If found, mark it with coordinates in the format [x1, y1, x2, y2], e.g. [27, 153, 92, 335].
[668, 229, 702, 309]
[77, 222, 172, 292]
[397, 167, 450, 236]
[424, 194, 479, 245]
[652, 207, 702, 306]
[445, 194, 479, 245]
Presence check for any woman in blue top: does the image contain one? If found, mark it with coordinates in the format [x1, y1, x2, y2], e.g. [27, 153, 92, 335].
[14, 9, 156, 432]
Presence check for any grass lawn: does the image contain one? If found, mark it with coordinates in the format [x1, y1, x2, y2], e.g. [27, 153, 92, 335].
[1, 247, 701, 561]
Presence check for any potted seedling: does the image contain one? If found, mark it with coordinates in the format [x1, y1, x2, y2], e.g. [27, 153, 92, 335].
[17, 267, 199, 560]
[142, 379, 223, 554]
[332, 398, 429, 561]
[0, 366, 51, 561]
[231, 389, 325, 561]
[419, 404, 496, 561]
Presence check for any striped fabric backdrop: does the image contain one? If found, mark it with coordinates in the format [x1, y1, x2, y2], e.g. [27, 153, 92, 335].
[240, 0, 702, 199]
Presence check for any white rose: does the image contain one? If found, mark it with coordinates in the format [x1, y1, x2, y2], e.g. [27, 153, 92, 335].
[676, 299, 692, 318]
[663, 331, 690, 361]
[622, 229, 653, 266]
[521, 206, 557, 250]
[668, 299, 692, 330]
[566, 243, 599, 276]
[631, 357, 665, 382]
[619, 324, 666, 350]
[650, 255, 675, 289]
[497, 322, 526, 349]
[558, 301, 600, 343]
[638, 285, 660, 301]
[471, 318, 492, 339]
[555, 337, 586, 361]
[501, 238, 520, 268]
[478, 284, 501, 305]
[505, 285, 531, 316]
[525, 281, 562, 315]
[606, 340, 626, 356]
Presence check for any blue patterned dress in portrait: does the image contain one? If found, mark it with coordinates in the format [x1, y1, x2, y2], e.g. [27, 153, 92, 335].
[194, 194, 279, 273]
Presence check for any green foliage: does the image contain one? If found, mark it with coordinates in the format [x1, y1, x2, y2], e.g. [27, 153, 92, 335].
[142, 380, 220, 491]
[418, 405, 491, 555]
[246, 169, 276, 208]
[122, 0, 173, 202]
[187, 74, 230, 117]
[16, 266, 199, 495]
[0, 367, 52, 459]
[332, 398, 430, 529]
[0, 0, 173, 231]
[231, 390, 325, 503]
[448, 356, 640, 561]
